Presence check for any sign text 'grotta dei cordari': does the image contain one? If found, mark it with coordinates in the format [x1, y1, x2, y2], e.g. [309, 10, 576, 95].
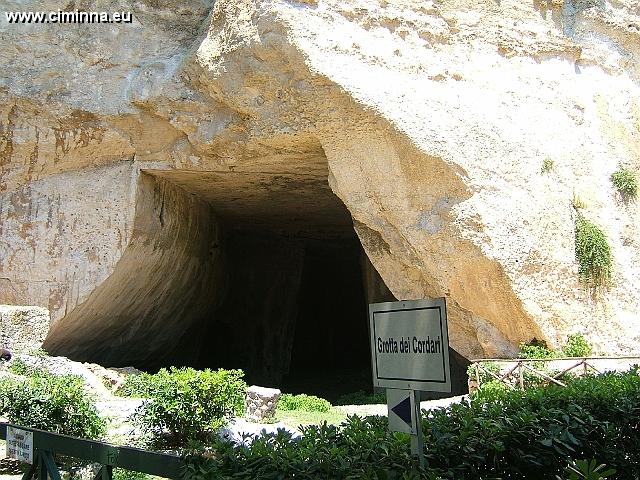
[0, 0, 639, 383]
[371, 299, 451, 393]
[377, 336, 443, 356]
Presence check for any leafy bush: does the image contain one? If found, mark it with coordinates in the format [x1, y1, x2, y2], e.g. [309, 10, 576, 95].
[424, 370, 640, 479]
[519, 335, 593, 359]
[115, 371, 156, 398]
[0, 370, 105, 439]
[473, 379, 509, 400]
[278, 393, 332, 412]
[471, 359, 549, 391]
[519, 338, 558, 359]
[182, 371, 640, 479]
[8, 357, 38, 376]
[467, 360, 501, 384]
[541, 158, 555, 174]
[559, 459, 616, 480]
[132, 367, 246, 447]
[562, 334, 593, 358]
[335, 390, 386, 405]
[182, 416, 424, 480]
[113, 468, 151, 480]
[574, 214, 612, 296]
[611, 167, 638, 200]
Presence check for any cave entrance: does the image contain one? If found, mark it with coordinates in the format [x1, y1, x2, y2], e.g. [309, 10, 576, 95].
[43, 163, 469, 398]
[146, 167, 383, 399]
[281, 239, 371, 400]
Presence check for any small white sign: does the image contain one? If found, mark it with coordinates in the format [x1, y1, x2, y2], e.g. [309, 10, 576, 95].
[6, 426, 34, 464]
[387, 389, 417, 434]
[369, 298, 451, 393]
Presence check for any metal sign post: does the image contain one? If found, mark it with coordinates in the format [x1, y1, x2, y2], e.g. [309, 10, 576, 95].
[409, 390, 424, 469]
[370, 298, 451, 469]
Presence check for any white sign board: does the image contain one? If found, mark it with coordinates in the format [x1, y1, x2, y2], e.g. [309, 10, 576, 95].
[6, 426, 33, 464]
[369, 298, 451, 393]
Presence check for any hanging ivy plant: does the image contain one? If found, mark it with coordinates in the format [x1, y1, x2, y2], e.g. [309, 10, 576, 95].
[574, 213, 612, 297]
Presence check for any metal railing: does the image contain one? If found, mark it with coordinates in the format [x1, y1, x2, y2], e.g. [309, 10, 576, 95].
[468, 356, 640, 391]
[0, 423, 184, 480]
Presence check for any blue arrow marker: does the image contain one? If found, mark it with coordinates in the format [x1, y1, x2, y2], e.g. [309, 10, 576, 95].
[391, 396, 412, 426]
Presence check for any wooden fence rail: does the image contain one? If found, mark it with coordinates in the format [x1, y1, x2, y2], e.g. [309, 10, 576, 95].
[0, 423, 184, 480]
[468, 356, 640, 392]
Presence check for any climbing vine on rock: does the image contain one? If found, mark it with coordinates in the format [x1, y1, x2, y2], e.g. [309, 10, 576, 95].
[574, 213, 612, 297]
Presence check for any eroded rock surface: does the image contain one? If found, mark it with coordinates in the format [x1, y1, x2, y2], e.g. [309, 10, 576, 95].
[0, 305, 50, 352]
[0, 0, 639, 373]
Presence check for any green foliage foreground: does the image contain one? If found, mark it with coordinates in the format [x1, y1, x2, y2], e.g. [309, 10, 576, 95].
[182, 370, 640, 480]
[130, 367, 247, 447]
[0, 368, 106, 439]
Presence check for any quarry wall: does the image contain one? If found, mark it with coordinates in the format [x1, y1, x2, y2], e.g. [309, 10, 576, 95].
[0, 0, 639, 367]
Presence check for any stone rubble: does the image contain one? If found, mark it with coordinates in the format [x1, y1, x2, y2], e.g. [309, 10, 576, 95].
[244, 385, 282, 423]
[218, 418, 302, 447]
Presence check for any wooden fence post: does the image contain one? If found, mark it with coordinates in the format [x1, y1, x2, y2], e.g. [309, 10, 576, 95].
[518, 362, 524, 390]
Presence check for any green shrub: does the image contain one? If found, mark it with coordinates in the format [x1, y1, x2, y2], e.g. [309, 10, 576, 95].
[518, 335, 593, 360]
[559, 459, 616, 480]
[541, 158, 555, 174]
[473, 379, 509, 401]
[574, 214, 612, 295]
[611, 167, 638, 200]
[132, 367, 246, 447]
[519, 338, 558, 359]
[0, 370, 105, 439]
[115, 371, 156, 398]
[278, 393, 332, 412]
[467, 361, 501, 384]
[182, 371, 640, 479]
[562, 334, 593, 358]
[471, 359, 549, 390]
[8, 357, 38, 376]
[113, 468, 151, 480]
[423, 370, 640, 479]
[182, 416, 421, 480]
[335, 390, 386, 405]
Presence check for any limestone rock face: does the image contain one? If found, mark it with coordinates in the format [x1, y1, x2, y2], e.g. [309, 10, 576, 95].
[0, 0, 639, 368]
[0, 305, 50, 352]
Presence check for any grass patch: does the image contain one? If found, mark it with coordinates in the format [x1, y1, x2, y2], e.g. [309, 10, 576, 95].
[335, 390, 386, 405]
[572, 192, 587, 210]
[278, 393, 332, 412]
[275, 408, 346, 427]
